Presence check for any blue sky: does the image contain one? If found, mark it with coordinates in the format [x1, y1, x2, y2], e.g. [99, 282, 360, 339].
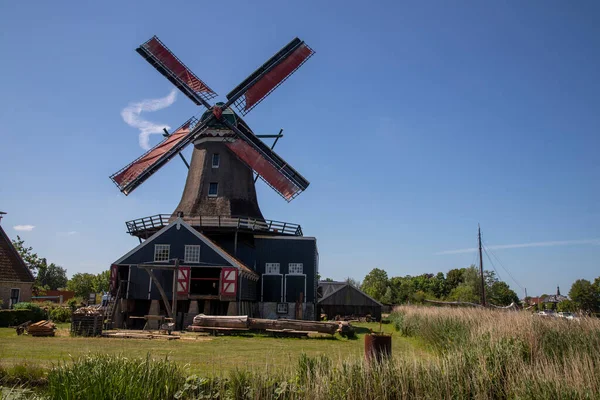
[1, 1, 598, 297]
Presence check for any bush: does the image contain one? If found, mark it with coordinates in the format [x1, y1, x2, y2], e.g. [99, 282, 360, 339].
[49, 307, 71, 323]
[12, 302, 46, 322]
[0, 306, 47, 327]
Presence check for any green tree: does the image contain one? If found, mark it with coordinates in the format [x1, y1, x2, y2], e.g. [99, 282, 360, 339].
[361, 268, 389, 302]
[488, 281, 519, 306]
[557, 299, 576, 313]
[12, 236, 67, 292]
[447, 284, 479, 303]
[67, 273, 97, 298]
[569, 279, 598, 313]
[446, 268, 465, 292]
[36, 259, 68, 290]
[93, 270, 110, 293]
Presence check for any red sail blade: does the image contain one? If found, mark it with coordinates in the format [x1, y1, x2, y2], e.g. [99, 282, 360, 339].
[244, 44, 313, 111]
[137, 36, 217, 106]
[227, 38, 314, 116]
[226, 139, 301, 200]
[111, 118, 198, 195]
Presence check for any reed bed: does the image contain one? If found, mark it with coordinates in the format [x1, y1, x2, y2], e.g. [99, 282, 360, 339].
[3, 307, 600, 399]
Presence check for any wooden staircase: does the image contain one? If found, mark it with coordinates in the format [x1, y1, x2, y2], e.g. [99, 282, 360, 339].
[104, 280, 126, 330]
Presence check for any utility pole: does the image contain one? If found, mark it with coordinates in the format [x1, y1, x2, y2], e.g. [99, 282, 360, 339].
[478, 224, 486, 307]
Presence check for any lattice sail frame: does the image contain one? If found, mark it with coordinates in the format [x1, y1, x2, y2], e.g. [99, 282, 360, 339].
[226, 39, 315, 116]
[136, 36, 217, 106]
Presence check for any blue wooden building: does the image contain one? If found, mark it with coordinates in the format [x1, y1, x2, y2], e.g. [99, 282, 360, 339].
[110, 217, 318, 328]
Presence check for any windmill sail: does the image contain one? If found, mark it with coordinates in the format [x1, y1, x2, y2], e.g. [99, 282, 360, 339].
[226, 38, 314, 116]
[137, 36, 217, 107]
[224, 119, 309, 201]
[111, 117, 200, 195]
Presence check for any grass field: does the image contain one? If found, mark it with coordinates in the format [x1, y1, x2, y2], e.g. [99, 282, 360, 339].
[4, 308, 600, 399]
[0, 322, 423, 374]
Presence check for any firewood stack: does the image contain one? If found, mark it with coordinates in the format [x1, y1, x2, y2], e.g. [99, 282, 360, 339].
[27, 320, 56, 337]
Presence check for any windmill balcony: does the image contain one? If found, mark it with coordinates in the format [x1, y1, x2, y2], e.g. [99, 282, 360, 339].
[124, 214, 303, 239]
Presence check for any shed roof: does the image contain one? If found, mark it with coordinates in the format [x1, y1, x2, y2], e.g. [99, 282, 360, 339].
[318, 281, 382, 307]
[0, 224, 35, 283]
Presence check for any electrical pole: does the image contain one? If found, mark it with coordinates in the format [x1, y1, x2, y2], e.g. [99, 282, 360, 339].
[478, 224, 486, 307]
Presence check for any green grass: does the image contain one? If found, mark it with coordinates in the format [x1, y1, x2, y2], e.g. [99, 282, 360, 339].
[0, 322, 422, 375]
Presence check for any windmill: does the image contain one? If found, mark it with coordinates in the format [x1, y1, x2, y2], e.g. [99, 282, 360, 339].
[110, 36, 314, 221]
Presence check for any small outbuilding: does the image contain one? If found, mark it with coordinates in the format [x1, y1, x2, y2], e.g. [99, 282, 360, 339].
[317, 281, 382, 321]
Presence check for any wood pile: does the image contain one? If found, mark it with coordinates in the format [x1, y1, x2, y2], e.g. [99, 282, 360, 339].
[190, 315, 338, 335]
[73, 305, 103, 316]
[27, 320, 56, 337]
[71, 314, 103, 336]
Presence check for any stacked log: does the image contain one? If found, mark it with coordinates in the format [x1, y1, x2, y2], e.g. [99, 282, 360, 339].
[27, 320, 56, 337]
[189, 315, 338, 335]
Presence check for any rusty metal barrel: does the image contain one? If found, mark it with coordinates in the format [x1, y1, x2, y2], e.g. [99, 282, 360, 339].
[364, 333, 392, 362]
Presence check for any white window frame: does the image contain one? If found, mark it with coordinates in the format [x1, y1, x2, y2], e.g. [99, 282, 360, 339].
[184, 245, 201, 264]
[208, 182, 218, 197]
[265, 262, 280, 275]
[154, 244, 170, 263]
[288, 263, 304, 275]
[9, 288, 20, 308]
[212, 153, 220, 168]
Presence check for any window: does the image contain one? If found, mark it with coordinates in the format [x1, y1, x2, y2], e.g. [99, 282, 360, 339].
[288, 263, 303, 274]
[208, 182, 218, 197]
[184, 245, 201, 263]
[154, 244, 170, 262]
[212, 153, 220, 168]
[9, 288, 20, 308]
[265, 263, 280, 274]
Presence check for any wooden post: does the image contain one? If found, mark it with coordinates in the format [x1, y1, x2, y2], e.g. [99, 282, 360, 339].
[146, 269, 174, 319]
[171, 259, 179, 318]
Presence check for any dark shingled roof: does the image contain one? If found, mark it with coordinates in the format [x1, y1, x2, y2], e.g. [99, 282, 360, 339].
[0, 224, 35, 282]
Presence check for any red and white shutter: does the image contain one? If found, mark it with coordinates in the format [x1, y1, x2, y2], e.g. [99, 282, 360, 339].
[110, 264, 118, 294]
[220, 268, 238, 297]
[177, 267, 191, 294]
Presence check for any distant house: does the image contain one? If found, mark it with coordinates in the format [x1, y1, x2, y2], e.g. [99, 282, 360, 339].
[0, 222, 35, 308]
[526, 287, 568, 309]
[317, 281, 382, 321]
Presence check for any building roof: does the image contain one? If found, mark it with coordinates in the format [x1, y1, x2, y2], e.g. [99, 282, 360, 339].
[0, 224, 35, 283]
[318, 281, 382, 307]
[113, 218, 259, 280]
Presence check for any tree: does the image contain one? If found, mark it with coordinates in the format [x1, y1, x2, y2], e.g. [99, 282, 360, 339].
[446, 268, 465, 292]
[12, 236, 67, 292]
[569, 279, 598, 313]
[323, 278, 334, 282]
[36, 259, 68, 290]
[67, 273, 96, 298]
[488, 281, 519, 306]
[93, 270, 110, 293]
[11, 236, 43, 274]
[557, 300, 576, 313]
[447, 284, 479, 303]
[361, 268, 389, 302]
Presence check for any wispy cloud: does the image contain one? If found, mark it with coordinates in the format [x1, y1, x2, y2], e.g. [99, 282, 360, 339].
[57, 231, 78, 236]
[436, 238, 600, 255]
[14, 225, 35, 232]
[121, 89, 177, 150]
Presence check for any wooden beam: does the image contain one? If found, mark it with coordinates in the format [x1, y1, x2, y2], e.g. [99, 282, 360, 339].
[171, 259, 179, 318]
[144, 268, 174, 319]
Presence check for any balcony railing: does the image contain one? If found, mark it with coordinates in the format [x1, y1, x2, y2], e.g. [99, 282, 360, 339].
[125, 214, 303, 237]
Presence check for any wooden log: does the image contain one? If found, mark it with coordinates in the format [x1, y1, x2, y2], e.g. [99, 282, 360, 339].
[192, 315, 249, 329]
[249, 318, 338, 335]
